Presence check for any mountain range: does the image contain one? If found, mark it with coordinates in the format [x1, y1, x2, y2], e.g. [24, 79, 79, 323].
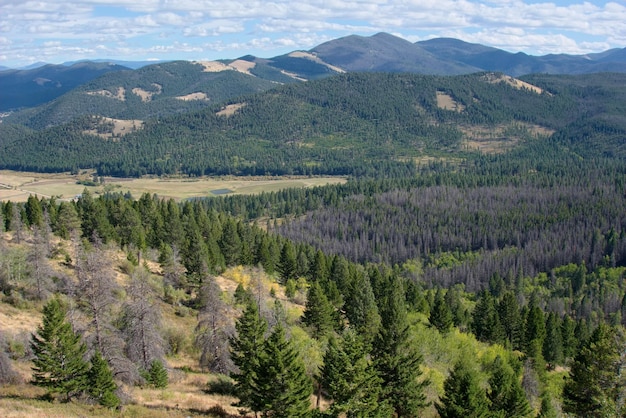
[2, 32, 625, 112]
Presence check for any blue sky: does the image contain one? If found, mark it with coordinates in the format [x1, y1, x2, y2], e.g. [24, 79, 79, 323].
[1, 0, 625, 68]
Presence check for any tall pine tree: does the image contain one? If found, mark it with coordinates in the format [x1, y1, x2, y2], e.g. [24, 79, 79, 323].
[563, 322, 624, 417]
[230, 298, 268, 415]
[31, 297, 89, 401]
[436, 358, 490, 418]
[251, 325, 312, 418]
[372, 275, 429, 417]
[320, 330, 391, 418]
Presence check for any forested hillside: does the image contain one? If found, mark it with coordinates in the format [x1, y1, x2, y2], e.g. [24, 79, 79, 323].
[4, 60, 284, 129]
[2, 72, 626, 176]
[1, 177, 625, 416]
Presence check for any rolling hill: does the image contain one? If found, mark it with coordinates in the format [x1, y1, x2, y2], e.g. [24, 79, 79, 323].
[1, 71, 625, 177]
[3, 32, 624, 115]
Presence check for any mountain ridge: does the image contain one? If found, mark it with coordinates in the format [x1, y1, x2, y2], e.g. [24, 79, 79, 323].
[2, 32, 624, 112]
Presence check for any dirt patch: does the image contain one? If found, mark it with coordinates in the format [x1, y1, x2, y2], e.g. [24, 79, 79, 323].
[436, 91, 465, 112]
[228, 59, 256, 75]
[482, 73, 545, 95]
[460, 122, 554, 154]
[216, 103, 246, 117]
[86, 87, 126, 101]
[176, 92, 208, 101]
[83, 116, 144, 139]
[132, 83, 162, 102]
[288, 51, 346, 74]
[194, 61, 232, 72]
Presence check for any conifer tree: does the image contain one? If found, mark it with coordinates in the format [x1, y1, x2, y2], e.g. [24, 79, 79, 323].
[146, 359, 168, 389]
[372, 275, 429, 417]
[430, 288, 453, 332]
[302, 281, 335, 339]
[563, 322, 624, 417]
[542, 312, 563, 369]
[472, 290, 505, 344]
[278, 241, 297, 284]
[220, 218, 242, 266]
[88, 351, 119, 408]
[487, 355, 532, 417]
[251, 325, 312, 417]
[320, 330, 391, 418]
[31, 297, 89, 401]
[230, 298, 267, 415]
[498, 292, 523, 350]
[342, 271, 381, 347]
[436, 358, 490, 418]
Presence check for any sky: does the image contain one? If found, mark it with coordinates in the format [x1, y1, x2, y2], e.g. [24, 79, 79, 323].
[1, 0, 626, 68]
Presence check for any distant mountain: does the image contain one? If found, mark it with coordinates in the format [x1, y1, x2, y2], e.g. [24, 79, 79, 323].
[4, 60, 287, 129]
[0, 62, 130, 111]
[2, 32, 625, 114]
[61, 59, 167, 70]
[245, 33, 625, 79]
[417, 37, 626, 76]
[310, 32, 480, 74]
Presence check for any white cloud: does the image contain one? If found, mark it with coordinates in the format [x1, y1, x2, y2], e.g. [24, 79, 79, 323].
[1, 0, 625, 67]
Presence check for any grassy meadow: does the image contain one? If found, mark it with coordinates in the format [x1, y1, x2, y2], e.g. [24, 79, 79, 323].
[0, 170, 346, 202]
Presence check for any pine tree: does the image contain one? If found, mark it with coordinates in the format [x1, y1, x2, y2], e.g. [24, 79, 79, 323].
[498, 292, 523, 350]
[302, 281, 335, 339]
[88, 351, 119, 408]
[563, 322, 623, 417]
[372, 275, 429, 417]
[342, 271, 381, 347]
[220, 218, 242, 266]
[146, 359, 168, 388]
[436, 358, 490, 418]
[487, 355, 531, 417]
[230, 298, 268, 415]
[472, 290, 505, 344]
[277, 241, 297, 284]
[251, 325, 312, 417]
[542, 312, 563, 369]
[320, 330, 391, 418]
[31, 297, 89, 401]
[429, 288, 453, 332]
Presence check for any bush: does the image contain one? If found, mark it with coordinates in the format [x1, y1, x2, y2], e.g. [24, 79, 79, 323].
[205, 375, 236, 396]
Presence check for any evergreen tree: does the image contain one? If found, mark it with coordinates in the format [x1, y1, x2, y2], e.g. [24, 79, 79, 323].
[542, 312, 563, 369]
[277, 241, 297, 284]
[342, 271, 381, 347]
[220, 218, 242, 266]
[31, 297, 89, 401]
[430, 288, 453, 332]
[146, 359, 168, 388]
[302, 281, 335, 339]
[230, 298, 268, 415]
[88, 351, 119, 408]
[372, 275, 429, 417]
[537, 392, 557, 418]
[524, 298, 546, 353]
[563, 322, 624, 417]
[251, 325, 312, 418]
[498, 292, 523, 350]
[436, 358, 490, 418]
[487, 355, 531, 417]
[560, 314, 577, 360]
[472, 290, 505, 344]
[320, 330, 391, 418]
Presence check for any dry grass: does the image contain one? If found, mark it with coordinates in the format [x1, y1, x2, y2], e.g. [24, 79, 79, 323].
[436, 91, 465, 112]
[86, 87, 126, 101]
[215, 103, 246, 117]
[83, 117, 144, 139]
[0, 170, 346, 202]
[132, 84, 162, 102]
[176, 92, 208, 101]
